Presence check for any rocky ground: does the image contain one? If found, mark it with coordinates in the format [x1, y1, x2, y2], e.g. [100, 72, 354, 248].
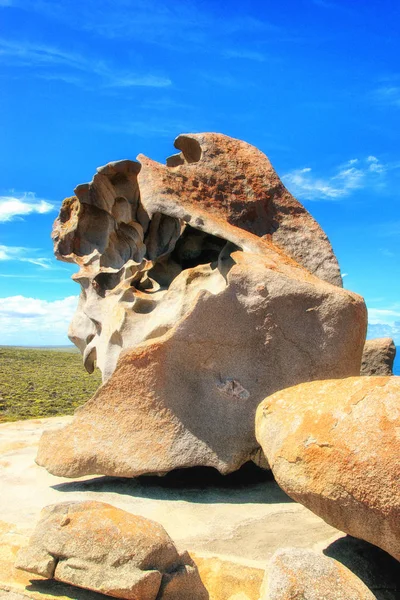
[1, 417, 399, 600]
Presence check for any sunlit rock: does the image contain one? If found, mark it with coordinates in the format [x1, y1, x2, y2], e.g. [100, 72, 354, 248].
[37, 133, 367, 478]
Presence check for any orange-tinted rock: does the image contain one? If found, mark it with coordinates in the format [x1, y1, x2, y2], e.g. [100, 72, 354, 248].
[15, 501, 207, 600]
[260, 548, 375, 600]
[361, 337, 396, 375]
[190, 553, 263, 600]
[138, 133, 342, 287]
[52, 134, 343, 383]
[256, 377, 400, 561]
[36, 248, 366, 479]
[43, 133, 366, 479]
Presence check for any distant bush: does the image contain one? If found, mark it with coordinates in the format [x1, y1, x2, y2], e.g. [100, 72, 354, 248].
[0, 347, 102, 422]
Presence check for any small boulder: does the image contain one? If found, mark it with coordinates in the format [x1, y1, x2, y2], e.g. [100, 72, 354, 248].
[361, 337, 396, 375]
[256, 377, 400, 561]
[259, 548, 375, 599]
[15, 501, 208, 600]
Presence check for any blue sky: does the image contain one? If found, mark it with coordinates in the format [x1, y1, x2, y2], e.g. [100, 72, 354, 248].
[1, 0, 400, 359]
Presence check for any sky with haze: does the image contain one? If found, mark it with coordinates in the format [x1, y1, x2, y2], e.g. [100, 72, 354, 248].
[0, 0, 399, 374]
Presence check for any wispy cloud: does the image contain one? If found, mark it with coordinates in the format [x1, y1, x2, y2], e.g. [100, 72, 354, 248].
[310, 0, 355, 14]
[376, 221, 400, 238]
[0, 295, 78, 344]
[371, 85, 400, 108]
[312, 0, 338, 8]
[0, 37, 172, 89]
[367, 304, 400, 345]
[0, 245, 53, 269]
[367, 322, 400, 346]
[311, 0, 342, 10]
[379, 248, 396, 258]
[0, 192, 54, 222]
[0, 1, 278, 48]
[368, 307, 400, 324]
[95, 117, 194, 138]
[0, 273, 69, 282]
[282, 156, 387, 200]
[223, 49, 266, 62]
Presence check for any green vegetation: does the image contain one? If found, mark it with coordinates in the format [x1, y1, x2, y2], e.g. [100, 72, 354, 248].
[0, 346, 102, 422]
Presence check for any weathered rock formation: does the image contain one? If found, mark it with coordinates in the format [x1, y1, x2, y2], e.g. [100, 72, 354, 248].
[36, 246, 366, 478]
[259, 548, 376, 600]
[37, 133, 367, 478]
[256, 376, 400, 562]
[361, 337, 396, 375]
[53, 133, 344, 382]
[16, 501, 208, 600]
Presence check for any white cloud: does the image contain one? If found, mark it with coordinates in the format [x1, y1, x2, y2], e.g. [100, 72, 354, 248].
[367, 304, 400, 349]
[367, 307, 400, 325]
[282, 156, 386, 201]
[0, 245, 53, 268]
[367, 323, 400, 349]
[0, 295, 78, 345]
[0, 37, 172, 89]
[372, 86, 400, 108]
[366, 155, 386, 173]
[0, 1, 278, 44]
[0, 192, 54, 222]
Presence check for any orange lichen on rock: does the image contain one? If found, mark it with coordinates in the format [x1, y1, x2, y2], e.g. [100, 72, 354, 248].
[15, 501, 207, 600]
[256, 376, 400, 561]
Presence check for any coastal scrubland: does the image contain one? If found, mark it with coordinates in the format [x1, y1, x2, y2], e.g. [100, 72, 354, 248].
[0, 346, 101, 422]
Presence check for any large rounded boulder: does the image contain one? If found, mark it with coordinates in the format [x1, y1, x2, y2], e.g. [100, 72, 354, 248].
[256, 376, 400, 561]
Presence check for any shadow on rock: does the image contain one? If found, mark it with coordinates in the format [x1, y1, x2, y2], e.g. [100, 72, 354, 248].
[52, 462, 294, 505]
[26, 578, 111, 600]
[324, 535, 400, 600]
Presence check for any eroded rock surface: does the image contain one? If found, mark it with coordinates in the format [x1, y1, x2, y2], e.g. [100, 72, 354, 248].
[53, 133, 343, 382]
[36, 247, 366, 478]
[255, 377, 400, 562]
[361, 337, 396, 375]
[39, 133, 367, 479]
[140, 133, 343, 287]
[259, 548, 376, 600]
[15, 501, 207, 600]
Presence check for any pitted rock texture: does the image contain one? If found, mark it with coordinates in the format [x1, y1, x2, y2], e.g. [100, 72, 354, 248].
[15, 501, 207, 600]
[256, 377, 400, 562]
[42, 132, 366, 479]
[139, 133, 343, 287]
[36, 247, 366, 479]
[259, 548, 376, 600]
[52, 133, 342, 382]
[361, 337, 396, 375]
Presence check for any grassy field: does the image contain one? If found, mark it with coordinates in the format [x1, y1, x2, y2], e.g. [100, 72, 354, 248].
[0, 346, 102, 422]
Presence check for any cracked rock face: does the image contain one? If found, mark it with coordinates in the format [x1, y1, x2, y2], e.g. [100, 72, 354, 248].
[37, 133, 367, 478]
[255, 376, 400, 562]
[15, 501, 208, 600]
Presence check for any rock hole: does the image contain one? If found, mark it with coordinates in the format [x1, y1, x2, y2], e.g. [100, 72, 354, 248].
[170, 226, 227, 270]
[174, 135, 202, 164]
